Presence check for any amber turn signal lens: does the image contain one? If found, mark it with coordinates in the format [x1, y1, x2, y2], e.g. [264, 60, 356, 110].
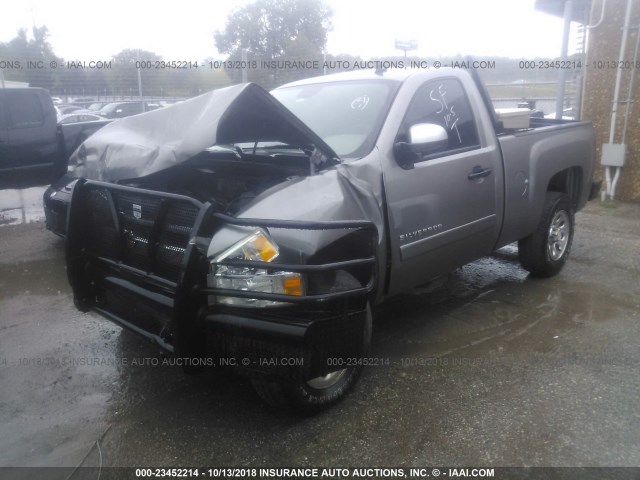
[283, 276, 303, 296]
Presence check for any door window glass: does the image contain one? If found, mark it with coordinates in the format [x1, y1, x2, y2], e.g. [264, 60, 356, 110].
[400, 78, 480, 156]
[7, 92, 45, 129]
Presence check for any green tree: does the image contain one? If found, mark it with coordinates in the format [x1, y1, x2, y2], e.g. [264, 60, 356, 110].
[0, 26, 61, 88]
[214, 0, 332, 87]
[108, 49, 163, 98]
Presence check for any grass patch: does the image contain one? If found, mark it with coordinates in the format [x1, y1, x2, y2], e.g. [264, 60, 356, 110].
[600, 199, 619, 208]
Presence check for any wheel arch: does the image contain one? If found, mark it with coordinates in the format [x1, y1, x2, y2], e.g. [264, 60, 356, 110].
[518, 191, 575, 277]
[305, 229, 380, 301]
[547, 166, 583, 209]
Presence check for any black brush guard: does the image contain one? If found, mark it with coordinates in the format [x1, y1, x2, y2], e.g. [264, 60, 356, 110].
[66, 179, 377, 379]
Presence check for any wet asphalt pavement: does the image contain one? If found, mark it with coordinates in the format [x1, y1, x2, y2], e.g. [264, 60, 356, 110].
[0, 185, 639, 472]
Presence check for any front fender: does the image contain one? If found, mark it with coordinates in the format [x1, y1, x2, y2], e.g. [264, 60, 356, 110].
[206, 158, 386, 303]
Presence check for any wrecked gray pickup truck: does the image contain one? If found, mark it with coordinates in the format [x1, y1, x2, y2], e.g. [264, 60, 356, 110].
[64, 68, 598, 412]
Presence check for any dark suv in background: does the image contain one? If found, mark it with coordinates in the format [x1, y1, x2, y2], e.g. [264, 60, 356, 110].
[0, 88, 66, 180]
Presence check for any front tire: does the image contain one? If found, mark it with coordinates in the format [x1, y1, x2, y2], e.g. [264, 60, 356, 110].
[251, 304, 372, 415]
[518, 192, 574, 277]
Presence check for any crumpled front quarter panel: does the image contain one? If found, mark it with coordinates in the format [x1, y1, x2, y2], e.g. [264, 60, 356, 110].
[207, 154, 388, 299]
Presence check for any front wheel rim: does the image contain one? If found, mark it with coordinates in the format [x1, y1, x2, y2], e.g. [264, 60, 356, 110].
[547, 210, 570, 261]
[306, 369, 347, 389]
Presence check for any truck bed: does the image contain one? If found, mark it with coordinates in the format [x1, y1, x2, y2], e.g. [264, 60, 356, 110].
[495, 119, 594, 249]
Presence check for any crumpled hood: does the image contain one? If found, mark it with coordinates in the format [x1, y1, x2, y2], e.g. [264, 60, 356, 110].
[70, 83, 339, 181]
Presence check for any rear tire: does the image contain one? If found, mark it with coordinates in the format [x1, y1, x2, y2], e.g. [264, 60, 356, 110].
[518, 192, 574, 277]
[251, 304, 372, 415]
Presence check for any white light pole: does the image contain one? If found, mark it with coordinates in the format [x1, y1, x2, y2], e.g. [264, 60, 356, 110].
[242, 48, 249, 83]
[136, 50, 143, 99]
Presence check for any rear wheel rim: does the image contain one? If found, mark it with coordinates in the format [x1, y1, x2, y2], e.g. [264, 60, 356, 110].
[547, 210, 570, 261]
[306, 369, 347, 389]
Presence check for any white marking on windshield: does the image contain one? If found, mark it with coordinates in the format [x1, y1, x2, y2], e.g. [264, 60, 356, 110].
[350, 95, 370, 110]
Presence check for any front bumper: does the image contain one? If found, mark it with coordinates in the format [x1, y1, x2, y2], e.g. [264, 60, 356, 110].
[202, 301, 369, 380]
[66, 179, 377, 380]
[43, 176, 77, 236]
[43, 187, 70, 237]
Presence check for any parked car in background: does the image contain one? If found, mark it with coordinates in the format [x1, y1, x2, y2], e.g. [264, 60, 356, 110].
[87, 102, 107, 112]
[55, 104, 86, 116]
[56, 108, 93, 122]
[95, 101, 158, 119]
[58, 112, 106, 124]
[70, 97, 95, 104]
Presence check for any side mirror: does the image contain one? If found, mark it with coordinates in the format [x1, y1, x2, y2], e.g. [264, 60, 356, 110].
[408, 123, 448, 150]
[394, 123, 448, 170]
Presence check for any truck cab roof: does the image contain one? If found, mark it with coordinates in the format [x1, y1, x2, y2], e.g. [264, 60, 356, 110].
[276, 68, 458, 88]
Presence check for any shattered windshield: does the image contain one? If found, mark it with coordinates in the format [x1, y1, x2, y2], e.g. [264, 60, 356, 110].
[272, 80, 399, 159]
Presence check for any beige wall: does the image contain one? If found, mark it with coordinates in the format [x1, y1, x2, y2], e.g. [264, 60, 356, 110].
[582, 0, 640, 201]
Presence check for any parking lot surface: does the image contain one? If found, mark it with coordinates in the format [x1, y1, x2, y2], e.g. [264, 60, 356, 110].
[0, 195, 639, 471]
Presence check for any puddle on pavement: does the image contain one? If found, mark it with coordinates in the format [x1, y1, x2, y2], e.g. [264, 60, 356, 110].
[4, 203, 639, 467]
[0, 256, 69, 299]
[373, 244, 635, 363]
[85, 243, 638, 466]
[0, 187, 47, 227]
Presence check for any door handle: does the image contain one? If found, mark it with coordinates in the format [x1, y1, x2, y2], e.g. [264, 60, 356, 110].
[468, 166, 492, 181]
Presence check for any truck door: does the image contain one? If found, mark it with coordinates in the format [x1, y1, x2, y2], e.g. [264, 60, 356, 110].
[384, 78, 504, 295]
[5, 90, 57, 172]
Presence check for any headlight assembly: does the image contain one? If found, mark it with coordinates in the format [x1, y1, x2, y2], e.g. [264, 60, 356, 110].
[208, 229, 304, 307]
